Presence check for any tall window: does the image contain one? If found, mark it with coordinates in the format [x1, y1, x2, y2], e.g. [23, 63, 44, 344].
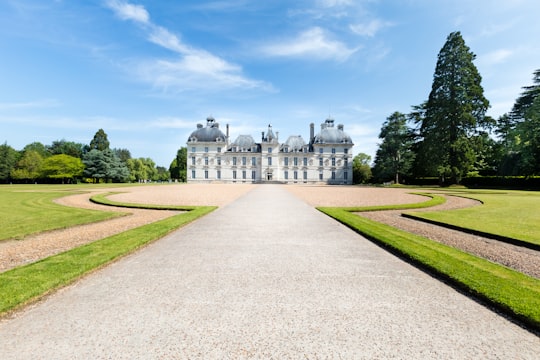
[332, 148, 336, 154]
[232, 157, 237, 166]
[294, 171, 298, 180]
[217, 170, 221, 179]
[233, 170, 237, 179]
[319, 157, 323, 166]
[344, 148, 348, 154]
[217, 147, 222, 153]
[204, 147, 209, 153]
[204, 157, 209, 166]
[191, 147, 196, 153]
[284, 157, 289, 166]
[242, 157, 247, 166]
[217, 157, 221, 166]
[344, 158, 348, 167]
[242, 170, 246, 179]
[293, 157, 298, 166]
[252, 157, 256, 166]
[284, 171, 288, 180]
[268, 157, 272, 166]
[251, 170, 256, 179]
[332, 171, 336, 180]
[268, 147, 272, 153]
[319, 148, 323, 154]
[303, 157, 307, 166]
[192, 170, 196, 179]
[204, 170, 208, 179]
[319, 171, 323, 180]
[191, 157, 196, 166]
[332, 157, 336, 166]
[303, 171, 307, 180]
[344, 171, 348, 180]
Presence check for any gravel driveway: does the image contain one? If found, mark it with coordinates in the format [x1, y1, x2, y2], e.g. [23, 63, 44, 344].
[1, 185, 538, 358]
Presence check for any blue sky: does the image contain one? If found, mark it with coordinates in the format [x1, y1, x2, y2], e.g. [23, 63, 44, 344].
[1, 0, 539, 167]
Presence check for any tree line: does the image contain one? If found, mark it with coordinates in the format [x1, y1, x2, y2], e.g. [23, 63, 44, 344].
[0, 129, 187, 184]
[352, 31, 540, 186]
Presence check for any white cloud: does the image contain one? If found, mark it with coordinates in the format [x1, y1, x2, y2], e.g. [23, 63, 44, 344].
[350, 19, 393, 37]
[104, 1, 271, 92]
[479, 48, 514, 66]
[0, 99, 61, 110]
[261, 27, 358, 62]
[317, 0, 353, 7]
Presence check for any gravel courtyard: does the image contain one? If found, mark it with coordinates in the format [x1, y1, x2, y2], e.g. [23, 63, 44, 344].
[1, 184, 538, 358]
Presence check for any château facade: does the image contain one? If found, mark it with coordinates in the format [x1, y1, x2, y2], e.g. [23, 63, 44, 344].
[187, 116, 354, 184]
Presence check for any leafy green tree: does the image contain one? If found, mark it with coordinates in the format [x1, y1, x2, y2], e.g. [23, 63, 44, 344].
[41, 154, 84, 183]
[156, 166, 170, 181]
[48, 140, 84, 158]
[11, 150, 44, 182]
[0, 142, 20, 183]
[414, 31, 491, 184]
[169, 147, 187, 182]
[114, 148, 132, 164]
[352, 153, 372, 184]
[23, 142, 50, 158]
[89, 129, 110, 151]
[372, 112, 415, 184]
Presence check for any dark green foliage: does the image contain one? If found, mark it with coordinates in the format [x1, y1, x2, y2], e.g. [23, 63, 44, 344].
[113, 148, 132, 163]
[22, 142, 51, 158]
[414, 32, 490, 184]
[83, 149, 129, 183]
[89, 128, 110, 151]
[0, 142, 19, 183]
[352, 153, 372, 184]
[10, 150, 43, 182]
[169, 147, 187, 182]
[510, 69, 540, 122]
[48, 140, 84, 158]
[372, 112, 415, 183]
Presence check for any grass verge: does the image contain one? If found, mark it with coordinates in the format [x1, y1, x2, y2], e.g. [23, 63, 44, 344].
[318, 199, 540, 332]
[0, 203, 216, 316]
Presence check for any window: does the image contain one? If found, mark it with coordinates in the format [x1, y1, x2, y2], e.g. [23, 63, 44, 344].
[192, 170, 196, 179]
[319, 157, 323, 166]
[332, 171, 336, 180]
[344, 158, 348, 167]
[268, 157, 272, 166]
[242, 170, 246, 179]
[252, 157, 256, 166]
[204, 170, 208, 179]
[319, 148, 323, 154]
[191, 157, 196, 166]
[344, 148, 348, 154]
[294, 171, 298, 180]
[303, 171, 307, 180]
[344, 171, 348, 180]
[217, 170, 221, 179]
[233, 170, 237, 179]
[332, 148, 336, 154]
[204, 157, 209, 166]
[284, 171, 288, 180]
[319, 172, 323, 180]
[217, 157, 221, 166]
[251, 170, 256, 179]
[332, 158, 336, 166]
[217, 147, 222, 153]
[284, 157, 289, 166]
[303, 157, 307, 166]
[232, 157, 237, 166]
[268, 147, 272, 153]
[204, 147, 209, 153]
[242, 157, 247, 166]
[191, 147, 196, 153]
[293, 157, 298, 166]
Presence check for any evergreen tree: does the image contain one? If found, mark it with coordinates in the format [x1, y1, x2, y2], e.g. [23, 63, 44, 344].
[89, 129, 110, 151]
[372, 112, 415, 184]
[510, 69, 540, 122]
[48, 140, 84, 158]
[414, 31, 491, 184]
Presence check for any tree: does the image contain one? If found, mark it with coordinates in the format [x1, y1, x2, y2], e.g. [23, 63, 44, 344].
[48, 140, 84, 158]
[155, 166, 170, 181]
[169, 147, 187, 182]
[414, 31, 491, 184]
[515, 96, 540, 175]
[0, 142, 20, 183]
[114, 148, 132, 164]
[510, 69, 540, 122]
[89, 129, 110, 151]
[372, 112, 415, 184]
[41, 154, 84, 183]
[23, 142, 50, 158]
[352, 153, 372, 184]
[11, 150, 44, 182]
[83, 149, 129, 183]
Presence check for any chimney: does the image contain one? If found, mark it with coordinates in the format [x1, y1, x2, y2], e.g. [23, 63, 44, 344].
[226, 124, 230, 144]
[338, 124, 344, 131]
[262, 131, 265, 141]
[310, 123, 314, 142]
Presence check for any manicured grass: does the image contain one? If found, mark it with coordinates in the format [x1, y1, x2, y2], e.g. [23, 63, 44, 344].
[318, 199, 540, 331]
[0, 185, 123, 241]
[0, 204, 216, 315]
[90, 192, 200, 211]
[406, 189, 540, 246]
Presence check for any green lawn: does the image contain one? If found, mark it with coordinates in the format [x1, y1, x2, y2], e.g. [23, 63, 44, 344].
[406, 189, 540, 246]
[0, 184, 125, 241]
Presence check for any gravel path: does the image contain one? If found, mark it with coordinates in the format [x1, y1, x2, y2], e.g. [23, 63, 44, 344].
[1, 185, 538, 358]
[0, 184, 254, 273]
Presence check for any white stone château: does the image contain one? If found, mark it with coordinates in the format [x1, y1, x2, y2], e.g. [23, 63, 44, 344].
[187, 116, 354, 184]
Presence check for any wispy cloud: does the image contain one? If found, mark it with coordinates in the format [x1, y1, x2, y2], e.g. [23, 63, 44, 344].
[0, 99, 61, 110]
[479, 48, 514, 66]
[104, 0, 270, 92]
[260, 27, 358, 62]
[350, 19, 393, 37]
